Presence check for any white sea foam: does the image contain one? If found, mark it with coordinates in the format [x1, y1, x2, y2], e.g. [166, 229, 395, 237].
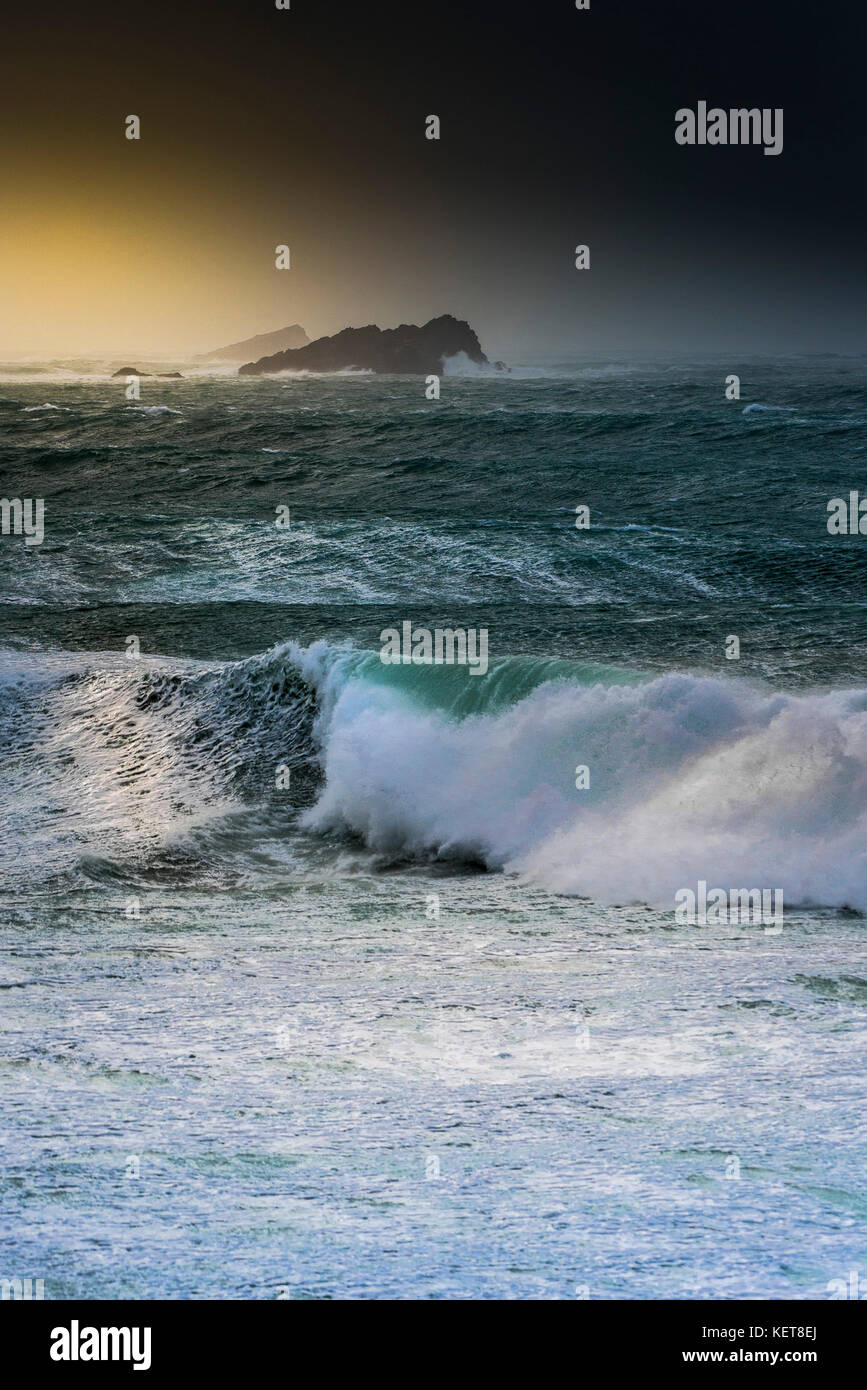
[441, 352, 506, 377]
[301, 664, 867, 911]
[266, 367, 375, 378]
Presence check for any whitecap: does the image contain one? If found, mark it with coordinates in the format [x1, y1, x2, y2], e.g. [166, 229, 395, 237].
[300, 660, 867, 913]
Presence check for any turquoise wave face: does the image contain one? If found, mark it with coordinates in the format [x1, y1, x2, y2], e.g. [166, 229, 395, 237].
[331, 648, 642, 716]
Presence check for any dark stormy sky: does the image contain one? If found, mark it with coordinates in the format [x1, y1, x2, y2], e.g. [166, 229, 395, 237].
[1, 0, 864, 357]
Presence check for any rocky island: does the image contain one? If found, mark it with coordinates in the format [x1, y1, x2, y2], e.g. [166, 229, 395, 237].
[198, 324, 309, 361]
[238, 314, 492, 375]
[110, 368, 183, 379]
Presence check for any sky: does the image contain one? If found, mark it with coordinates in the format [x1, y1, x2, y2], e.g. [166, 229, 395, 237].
[1, 0, 865, 360]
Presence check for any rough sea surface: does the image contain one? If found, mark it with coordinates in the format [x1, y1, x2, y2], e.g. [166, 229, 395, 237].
[1, 355, 865, 1298]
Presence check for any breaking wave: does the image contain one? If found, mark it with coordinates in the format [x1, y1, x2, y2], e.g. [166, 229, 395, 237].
[301, 648, 867, 909]
[3, 642, 866, 910]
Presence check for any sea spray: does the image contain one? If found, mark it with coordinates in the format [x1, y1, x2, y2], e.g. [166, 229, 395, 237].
[3, 642, 867, 913]
[300, 657, 867, 910]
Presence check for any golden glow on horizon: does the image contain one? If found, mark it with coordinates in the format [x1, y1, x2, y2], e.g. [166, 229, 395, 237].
[0, 189, 314, 358]
[0, 145, 522, 360]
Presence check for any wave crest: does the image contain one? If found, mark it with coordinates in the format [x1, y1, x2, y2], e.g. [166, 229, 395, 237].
[4, 644, 866, 909]
[301, 658, 867, 910]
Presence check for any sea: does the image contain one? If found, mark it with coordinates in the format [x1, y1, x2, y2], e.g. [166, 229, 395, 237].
[1, 353, 865, 1299]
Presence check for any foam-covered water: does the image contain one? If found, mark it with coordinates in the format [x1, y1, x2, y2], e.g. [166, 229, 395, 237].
[1, 356, 865, 1298]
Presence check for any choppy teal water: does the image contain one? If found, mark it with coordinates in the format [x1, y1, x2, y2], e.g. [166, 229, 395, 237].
[1, 355, 865, 1298]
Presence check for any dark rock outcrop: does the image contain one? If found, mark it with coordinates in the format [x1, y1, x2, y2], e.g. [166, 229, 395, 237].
[198, 324, 309, 362]
[110, 368, 183, 378]
[239, 315, 489, 375]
